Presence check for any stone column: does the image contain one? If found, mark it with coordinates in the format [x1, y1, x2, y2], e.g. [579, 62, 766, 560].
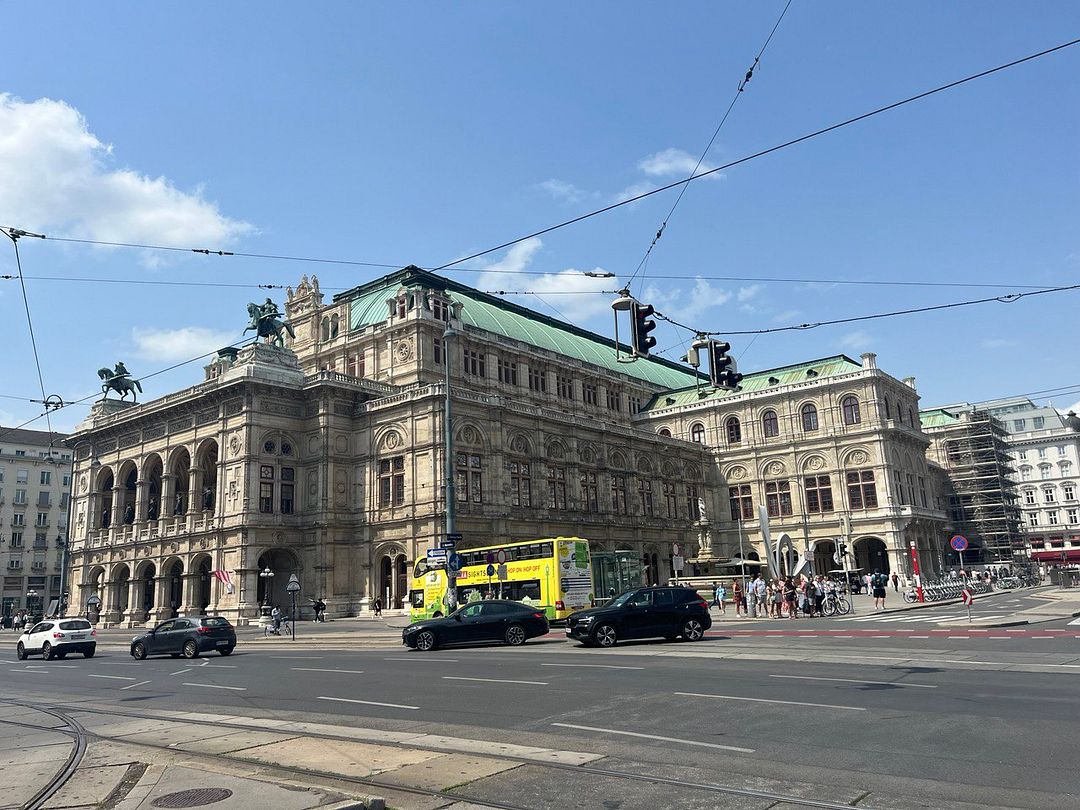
[134, 479, 149, 523]
[160, 474, 175, 527]
[236, 567, 258, 623]
[151, 575, 171, 621]
[188, 468, 203, 529]
[109, 486, 123, 529]
[125, 578, 145, 626]
[104, 577, 124, 626]
[180, 573, 202, 616]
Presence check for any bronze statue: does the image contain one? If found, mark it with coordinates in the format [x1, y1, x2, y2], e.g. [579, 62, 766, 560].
[245, 298, 295, 347]
[97, 361, 143, 401]
[147, 497, 159, 521]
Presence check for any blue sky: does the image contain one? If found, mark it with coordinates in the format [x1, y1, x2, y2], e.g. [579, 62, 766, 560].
[1, 2, 1078, 432]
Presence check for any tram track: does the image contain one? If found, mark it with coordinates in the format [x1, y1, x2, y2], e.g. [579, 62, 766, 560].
[0, 701, 88, 810]
[20, 700, 875, 810]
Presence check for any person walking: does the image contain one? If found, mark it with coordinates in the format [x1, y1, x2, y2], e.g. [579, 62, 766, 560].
[753, 575, 767, 618]
[890, 572, 899, 592]
[373, 597, 383, 618]
[814, 576, 826, 616]
[870, 569, 889, 611]
[271, 605, 282, 635]
[713, 581, 726, 615]
[732, 579, 744, 618]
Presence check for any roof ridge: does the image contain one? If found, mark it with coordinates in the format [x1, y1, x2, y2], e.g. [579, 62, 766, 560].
[659, 354, 861, 396]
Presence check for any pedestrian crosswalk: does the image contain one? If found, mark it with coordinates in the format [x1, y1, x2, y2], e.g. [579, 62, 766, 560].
[836, 612, 1010, 624]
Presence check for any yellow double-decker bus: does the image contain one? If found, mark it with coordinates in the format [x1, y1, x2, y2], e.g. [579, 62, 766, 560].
[409, 537, 593, 622]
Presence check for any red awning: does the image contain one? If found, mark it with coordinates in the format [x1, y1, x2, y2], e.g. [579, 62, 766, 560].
[1030, 550, 1080, 562]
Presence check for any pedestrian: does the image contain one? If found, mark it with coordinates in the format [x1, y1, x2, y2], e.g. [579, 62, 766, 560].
[753, 575, 767, 617]
[771, 580, 783, 617]
[373, 597, 383, 618]
[732, 579, 744, 617]
[890, 572, 899, 592]
[814, 576, 825, 616]
[271, 605, 282, 634]
[870, 569, 888, 611]
[783, 576, 798, 619]
[713, 581, 726, 615]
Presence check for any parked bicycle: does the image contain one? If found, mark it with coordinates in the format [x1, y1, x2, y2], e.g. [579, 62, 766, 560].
[820, 588, 851, 616]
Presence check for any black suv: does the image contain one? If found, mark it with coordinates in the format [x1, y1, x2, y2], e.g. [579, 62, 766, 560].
[565, 586, 711, 648]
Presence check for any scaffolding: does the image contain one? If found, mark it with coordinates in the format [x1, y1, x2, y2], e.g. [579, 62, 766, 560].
[922, 408, 1022, 564]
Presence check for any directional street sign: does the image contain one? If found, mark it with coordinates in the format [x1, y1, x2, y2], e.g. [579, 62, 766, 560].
[286, 574, 302, 594]
[439, 539, 457, 550]
[447, 532, 463, 545]
[961, 588, 973, 606]
[486, 564, 496, 577]
[448, 552, 463, 573]
[427, 548, 449, 561]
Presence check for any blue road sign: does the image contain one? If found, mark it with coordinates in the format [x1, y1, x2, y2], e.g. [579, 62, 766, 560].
[486, 564, 495, 577]
[427, 548, 449, 561]
[448, 552, 463, 572]
[950, 535, 968, 552]
[439, 539, 457, 550]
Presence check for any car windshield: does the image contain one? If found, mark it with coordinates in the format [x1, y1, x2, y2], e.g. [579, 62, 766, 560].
[606, 590, 639, 608]
[59, 620, 91, 630]
[202, 617, 231, 628]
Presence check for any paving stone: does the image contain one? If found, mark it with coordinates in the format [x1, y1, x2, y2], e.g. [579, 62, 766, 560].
[373, 753, 519, 792]
[41, 764, 131, 809]
[230, 737, 440, 778]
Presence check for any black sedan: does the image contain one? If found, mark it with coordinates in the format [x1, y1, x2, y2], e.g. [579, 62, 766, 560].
[403, 600, 549, 651]
[131, 616, 236, 659]
[565, 586, 712, 648]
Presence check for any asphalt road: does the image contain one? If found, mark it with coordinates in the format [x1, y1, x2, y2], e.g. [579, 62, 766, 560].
[4, 614, 1079, 809]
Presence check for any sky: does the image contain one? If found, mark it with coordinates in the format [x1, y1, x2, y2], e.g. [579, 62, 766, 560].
[1, 2, 1078, 434]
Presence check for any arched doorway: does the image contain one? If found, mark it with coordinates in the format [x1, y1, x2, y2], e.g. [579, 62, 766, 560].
[85, 566, 105, 622]
[813, 540, 836, 575]
[257, 548, 300, 610]
[111, 564, 130, 619]
[163, 559, 183, 618]
[855, 537, 890, 574]
[136, 562, 156, 622]
[170, 449, 191, 516]
[192, 555, 213, 614]
[377, 548, 408, 609]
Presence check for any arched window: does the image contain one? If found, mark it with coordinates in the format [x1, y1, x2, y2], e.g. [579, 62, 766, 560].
[883, 397, 891, 420]
[330, 314, 340, 339]
[690, 423, 705, 444]
[801, 403, 819, 432]
[320, 317, 330, 341]
[658, 428, 672, 438]
[725, 417, 741, 445]
[761, 410, 779, 438]
[842, 396, 861, 425]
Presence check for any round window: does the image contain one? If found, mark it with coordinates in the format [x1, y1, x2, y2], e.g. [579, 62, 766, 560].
[281, 441, 292, 456]
[263, 440, 276, 454]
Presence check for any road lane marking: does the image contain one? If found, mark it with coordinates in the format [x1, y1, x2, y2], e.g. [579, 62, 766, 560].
[383, 657, 459, 662]
[551, 723, 754, 753]
[9, 668, 48, 673]
[169, 670, 189, 676]
[443, 676, 548, 686]
[1068, 618, 1080, 626]
[182, 683, 246, 691]
[769, 675, 936, 689]
[910, 635, 930, 639]
[541, 663, 645, 671]
[268, 656, 324, 660]
[88, 674, 138, 681]
[119, 680, 152, 690]
[291, 668, 365, 674]
[675, 692, 866, 711]
[317, 696, 419, 710]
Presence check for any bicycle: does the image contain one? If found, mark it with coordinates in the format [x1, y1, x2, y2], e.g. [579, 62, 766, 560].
[820, 589, 851, 616]
[264, 616, 292, 637]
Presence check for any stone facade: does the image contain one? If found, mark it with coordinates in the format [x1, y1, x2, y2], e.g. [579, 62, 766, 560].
[67, 267, 951, 626]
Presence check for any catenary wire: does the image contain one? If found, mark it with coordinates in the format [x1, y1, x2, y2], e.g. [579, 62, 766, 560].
[432, 36, 1080, 272]
[630, 0, 794, 292]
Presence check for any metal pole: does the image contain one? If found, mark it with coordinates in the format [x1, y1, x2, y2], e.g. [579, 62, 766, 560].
[58, 538, 68, 617]
[291, 592, 296, 641]
[443, 326, 458, 612]
[841, 514, 854, 615]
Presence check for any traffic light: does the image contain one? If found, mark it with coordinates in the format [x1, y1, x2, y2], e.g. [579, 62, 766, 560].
[838, 542, 848, 558]
[709, 340, 743, 390]
[630, 302, 657, 358]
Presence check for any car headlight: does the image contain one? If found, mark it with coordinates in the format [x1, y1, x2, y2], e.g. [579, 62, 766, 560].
[578, 615, 595, 624]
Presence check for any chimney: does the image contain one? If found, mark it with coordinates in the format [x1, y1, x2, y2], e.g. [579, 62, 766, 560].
[860, 352, 877, 370]
[902, 376, 917, 390]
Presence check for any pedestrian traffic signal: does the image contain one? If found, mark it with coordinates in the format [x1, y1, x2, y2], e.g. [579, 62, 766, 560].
[630, 302, 657, 358]
[709, 340, 743, 389]
[838, 542, 848, 558]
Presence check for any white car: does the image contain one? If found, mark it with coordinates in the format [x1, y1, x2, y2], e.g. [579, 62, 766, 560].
[17, 618, 97, 660]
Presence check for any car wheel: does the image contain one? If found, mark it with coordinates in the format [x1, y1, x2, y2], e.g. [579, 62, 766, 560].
[132, 642, 148, 660]
[504, 623, 526, 646]
[593, 623, 617, 648]
[415, 630, 437, 651]
[42, 642, 54, 660]
[682, 619, 705, 641]
[218, 646, 234, 656]
[84, 648, 95, 659]
[16, 642, 26, 661]
[432, 612, 443, 618]
[182, 640, 199, 659]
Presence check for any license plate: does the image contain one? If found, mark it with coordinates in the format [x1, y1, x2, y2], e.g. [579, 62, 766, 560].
[71, 635, 85, 640]
[216, 640, 230, 646]
[564, 627, 572, 635]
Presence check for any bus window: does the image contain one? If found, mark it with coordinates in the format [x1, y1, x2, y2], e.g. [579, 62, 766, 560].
[408, 590, 425, 608]
[509, 580, 541, 601]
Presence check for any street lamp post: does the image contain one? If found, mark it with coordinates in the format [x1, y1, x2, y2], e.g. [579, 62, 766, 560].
[259, 567, 274, 609]
[443, 324, 459, 612]
[56, 534, 68, 618]
[26, 589, 39, 621]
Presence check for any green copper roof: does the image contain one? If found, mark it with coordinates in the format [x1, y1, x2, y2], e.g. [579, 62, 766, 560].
[919, 408, 962, 429]
[640, 355, 863, 412]
[337, 266, 702, 389]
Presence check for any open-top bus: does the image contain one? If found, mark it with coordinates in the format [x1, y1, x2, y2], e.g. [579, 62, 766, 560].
[409, 537, 593, 622]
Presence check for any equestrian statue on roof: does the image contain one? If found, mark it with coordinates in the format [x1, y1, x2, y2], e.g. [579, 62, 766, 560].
[245, 297, 295, 347]
[97, 360, 143, 401]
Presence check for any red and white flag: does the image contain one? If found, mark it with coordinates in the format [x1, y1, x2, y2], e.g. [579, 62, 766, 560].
[212, 569, 235, 594]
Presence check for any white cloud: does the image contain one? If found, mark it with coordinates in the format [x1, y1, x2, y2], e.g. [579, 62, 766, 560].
[0, 95, 252, 263]
[537, 179, 585, 204]
[772, 309, 801, 323]
[131, 326, 237, 362]
[980, 338, 1018, 349]
[641, 277, 732, 326]
[638, 148, 719, 179]
[838, 329, 874, 351]
[474, 238, 615, 323]
[612, 181, 658, 205]
[736, 284, 763, 303]
[1065, 399, 1080, 415]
